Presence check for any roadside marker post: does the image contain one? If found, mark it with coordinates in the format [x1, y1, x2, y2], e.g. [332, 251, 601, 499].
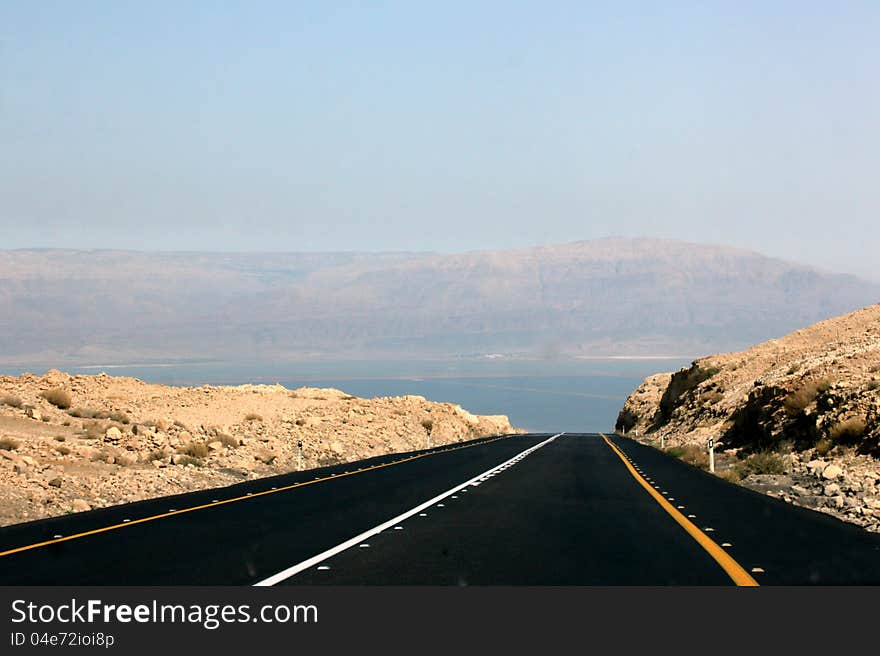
[708, 437, 715, 474]
[297, 440, 303, 471]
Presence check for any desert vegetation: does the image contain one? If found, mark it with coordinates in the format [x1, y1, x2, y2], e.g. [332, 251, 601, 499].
[39, 388, 71, 409]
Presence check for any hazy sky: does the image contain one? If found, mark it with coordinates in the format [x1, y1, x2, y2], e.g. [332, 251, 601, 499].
[2, 2, 878, 279]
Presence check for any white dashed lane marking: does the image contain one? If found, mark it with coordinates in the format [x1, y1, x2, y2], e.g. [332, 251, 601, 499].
[254, 433, 563, 586]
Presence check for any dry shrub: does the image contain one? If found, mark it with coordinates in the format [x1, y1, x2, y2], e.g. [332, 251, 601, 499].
[717, 468, 742, 484]
[0, 395, 22, 408]
[666, 444, 709, 469]
[68, 408, 100, 419]
[244, 413, 263, 422]
[108, 411, 130, 424]
[700, 391, 724, 405]
[0, 436, 20, 450]
[173, 420, 188, 429]
[143, 418, 170, 431]
[735, 451, 787, 477]
[54, 435, 66, 442]
[147, 449, 167, 462]
[40, 388, 71, 409]
[176, 455, 203, 467]
[81, 421, 107, 440]
[178, 441, 210, 458]
[90, 450, 110, 463]
[54, 445, 71, 456]
[784, 378, 832, 416]
[815, 438, 833, 457]
[217, 433, 239, 448]
[829, 417, 867, 445]
[421, 418, 434, 432]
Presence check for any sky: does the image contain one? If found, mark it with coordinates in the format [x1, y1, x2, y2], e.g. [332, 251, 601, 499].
[1, 1, 878, 279]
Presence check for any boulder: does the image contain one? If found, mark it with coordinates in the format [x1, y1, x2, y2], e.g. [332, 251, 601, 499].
[0, 449, 22, 463]
[71, 499, 91, 512]
[822, 464, 843, 480]
[806, 460, 826, 474]
[105, 426, 122, 441]
[823, 483, 841, 496]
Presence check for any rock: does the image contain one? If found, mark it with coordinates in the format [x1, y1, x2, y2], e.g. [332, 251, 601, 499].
[806, 460, 826, 474]
[71, 499, 91, 513]
[822, 464, 843, 480]
[831, 495, 846, 509]
[0, 449, 22, 463]
[330, 441, 345, 456]
[13, 462, 27, 474]
[20, 455, 37, 467]
[105, 426, 122, 440]
[26, 408, 42, 421]
[823, 483, 841, 496]
[48, 477, 62, 488]
[790, 484, 811, 496]
[207, 441, 222, 451]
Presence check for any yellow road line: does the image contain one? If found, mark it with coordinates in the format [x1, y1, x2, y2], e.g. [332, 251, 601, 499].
[599, 433, 759, 587]
[0, 434, 519, 559]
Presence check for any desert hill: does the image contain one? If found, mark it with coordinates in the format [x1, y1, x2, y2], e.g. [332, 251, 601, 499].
[617, 304, 880, 531]
[0, 370, 514, 526]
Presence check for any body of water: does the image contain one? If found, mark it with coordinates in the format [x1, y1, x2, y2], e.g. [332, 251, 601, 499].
[6, 359, 692, 433]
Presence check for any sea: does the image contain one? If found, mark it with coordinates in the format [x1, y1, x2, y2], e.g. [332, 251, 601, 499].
[5, 358, 693, 434]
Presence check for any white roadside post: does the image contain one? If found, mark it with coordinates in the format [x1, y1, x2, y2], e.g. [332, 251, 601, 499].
[708, 437, 715, 473]
[297, 440, 303, 471]
[660, 435, 665, 450]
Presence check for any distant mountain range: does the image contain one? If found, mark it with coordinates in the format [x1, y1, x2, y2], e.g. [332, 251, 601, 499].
[1, 238, 877, 365]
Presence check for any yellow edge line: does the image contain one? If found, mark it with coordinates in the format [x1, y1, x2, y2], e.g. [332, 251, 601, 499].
[600, 433, 759, 587]
[0, 434, 518, 559]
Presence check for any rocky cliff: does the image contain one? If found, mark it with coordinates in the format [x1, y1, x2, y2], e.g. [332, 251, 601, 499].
[0, 370, 517, 527]
[617, 304, 880, 531]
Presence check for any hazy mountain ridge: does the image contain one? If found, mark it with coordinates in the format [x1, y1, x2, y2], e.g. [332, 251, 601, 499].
[1, 239, 877, 364]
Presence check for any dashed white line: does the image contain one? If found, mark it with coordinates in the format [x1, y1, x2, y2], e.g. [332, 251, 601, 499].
[254, 432, 563, 586]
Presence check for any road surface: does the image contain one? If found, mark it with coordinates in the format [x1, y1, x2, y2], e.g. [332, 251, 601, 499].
[1, 433, 879, 585]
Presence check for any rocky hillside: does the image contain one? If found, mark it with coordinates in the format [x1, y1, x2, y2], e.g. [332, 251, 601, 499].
[2, 239, 878, 364]
[0, 370, 516, 527]
[617, 304, 880, 531]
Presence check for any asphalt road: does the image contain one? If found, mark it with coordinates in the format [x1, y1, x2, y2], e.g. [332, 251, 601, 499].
[1, 433, 879, 585]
